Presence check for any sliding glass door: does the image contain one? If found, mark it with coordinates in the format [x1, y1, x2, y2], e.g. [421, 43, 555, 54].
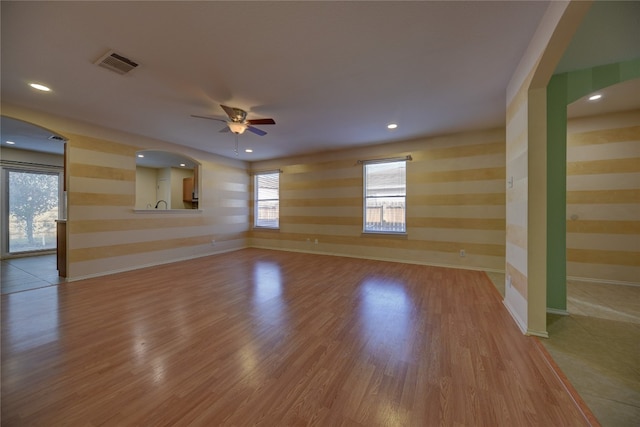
[6, 169, 60, 254]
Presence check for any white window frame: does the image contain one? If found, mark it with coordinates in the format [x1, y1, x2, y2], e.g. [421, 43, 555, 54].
[254, 171, 280, 229]
[363, 159, 407, 234]
[1, 163, 64, 257]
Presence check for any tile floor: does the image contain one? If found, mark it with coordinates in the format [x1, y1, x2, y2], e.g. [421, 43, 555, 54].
[544, 281, 640, 427]
[486, 272, 640, 427]
[1, 254, 65, 294]
[1, 258, 637, 426]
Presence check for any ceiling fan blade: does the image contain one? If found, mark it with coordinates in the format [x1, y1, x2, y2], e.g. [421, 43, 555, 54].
[191, 114, 226, 123]
[220, 104, 236, 119]
[246, 118, 276, 125]
[219, 126, 230, 133]
[221, 104, 249, 121]
[246, 125, 267, 136]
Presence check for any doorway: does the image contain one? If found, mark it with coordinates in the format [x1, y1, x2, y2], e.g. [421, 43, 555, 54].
[1, 116, 67, 292]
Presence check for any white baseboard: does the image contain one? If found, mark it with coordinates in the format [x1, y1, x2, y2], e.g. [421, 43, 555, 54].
[250, 245, 506, 274]
[526, 328, 549, 338]
[503, 298, 528, 335]
[547, 308, 569, 316]
[65, 244, 503, 283]
[567, 276, 639, 287]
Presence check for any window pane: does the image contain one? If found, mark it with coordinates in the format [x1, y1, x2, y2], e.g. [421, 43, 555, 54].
[255, 172, 279, 228]
[256, 200, 279, 228]
[365, 197, 406, 232]
[364, 161, 406, 233]
[8, 170, 59, 253]
[365, 162, 406, 197]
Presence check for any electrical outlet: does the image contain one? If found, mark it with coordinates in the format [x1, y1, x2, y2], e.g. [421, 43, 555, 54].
[314, 239, 318, 245]
[507, 275, 512, 288]
[211, 239, 216, 246]
[306, 238, 310, 243]
[459, 249, 465, 257]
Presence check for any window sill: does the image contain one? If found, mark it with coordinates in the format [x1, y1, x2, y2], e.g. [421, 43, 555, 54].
[361, 231, 408, 239]
[253, 226, 280, 231]
[133, 209, 202, 214]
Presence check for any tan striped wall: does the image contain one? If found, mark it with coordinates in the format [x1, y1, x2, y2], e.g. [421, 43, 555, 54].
[504, 69, 533, 330]
[250, 128, 506, 271]
[505, 71, 531, 304]
[64, 131, 250, 279]
[566, 110, 640, 284]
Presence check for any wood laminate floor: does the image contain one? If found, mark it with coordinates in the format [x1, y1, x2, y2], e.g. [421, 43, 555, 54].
[1, 249, 592, 426]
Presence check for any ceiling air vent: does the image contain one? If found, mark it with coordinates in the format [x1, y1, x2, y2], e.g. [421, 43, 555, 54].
[48, 135, 66, 141]
[94, 50, 139, 75]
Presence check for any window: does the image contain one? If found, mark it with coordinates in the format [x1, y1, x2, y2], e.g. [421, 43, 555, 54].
[255, 172, 279, 228]
[364, 160, 406, 233]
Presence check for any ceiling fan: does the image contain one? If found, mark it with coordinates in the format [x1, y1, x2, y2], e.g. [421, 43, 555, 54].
[191, 105, 275, 136]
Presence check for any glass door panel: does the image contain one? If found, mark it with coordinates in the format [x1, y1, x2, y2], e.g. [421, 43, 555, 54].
[8, 170, 59, 253]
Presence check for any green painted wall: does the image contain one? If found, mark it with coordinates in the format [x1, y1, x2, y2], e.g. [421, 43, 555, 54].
[546, 58, 640, 311]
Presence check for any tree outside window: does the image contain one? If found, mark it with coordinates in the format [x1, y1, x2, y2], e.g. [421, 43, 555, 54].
[8, 170, 59, 253]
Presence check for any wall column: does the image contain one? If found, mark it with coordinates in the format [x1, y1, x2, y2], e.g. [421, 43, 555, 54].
[546, 74, 569, 313]
[504, 0, 591, 336]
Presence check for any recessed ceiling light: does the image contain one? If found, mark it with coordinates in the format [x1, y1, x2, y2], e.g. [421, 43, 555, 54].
[6, 141, 16, 145]
[245, 149, 253, 153]
[588, 94, 602, 101]
[137, 154, 144, 158]
[387, 123, 398, 129]
[29, 83, 51, 92]
[179, 163, 186, 167]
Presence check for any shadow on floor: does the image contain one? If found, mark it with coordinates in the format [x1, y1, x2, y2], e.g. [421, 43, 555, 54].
[1, 254, 64, 294]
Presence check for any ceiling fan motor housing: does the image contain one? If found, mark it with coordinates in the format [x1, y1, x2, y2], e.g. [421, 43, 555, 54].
[230, 108, 247, 122]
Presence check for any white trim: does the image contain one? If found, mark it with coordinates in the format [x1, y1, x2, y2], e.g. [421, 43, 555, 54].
[357, 155, 412, 165]
[547, 308, 569, 316]
[361, 231, 408, 237]
[66, 246, 247, 282]
[1, 166, 64, 258]
[507, 1, 573, 101]
[526, 328, 549, 339]
[0, 159, 64, 171]
[567, 276, 640, 287]
[503, 298, 528, 335]
[250, 168, 282, 176]
[254, 172, 280, 228]
[66, 242, 506, 292]
[249, 245, 505, 274]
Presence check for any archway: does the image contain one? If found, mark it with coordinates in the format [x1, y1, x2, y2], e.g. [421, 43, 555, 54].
[546, 59, 640, 313]
[0, 115, 68, 288]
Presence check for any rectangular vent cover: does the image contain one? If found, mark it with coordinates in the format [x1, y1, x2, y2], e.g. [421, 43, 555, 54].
[48, 135, 67, 141]
[95, 50, 139, 75]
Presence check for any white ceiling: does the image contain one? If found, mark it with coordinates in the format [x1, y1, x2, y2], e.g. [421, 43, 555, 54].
[1, 1, 639, 162]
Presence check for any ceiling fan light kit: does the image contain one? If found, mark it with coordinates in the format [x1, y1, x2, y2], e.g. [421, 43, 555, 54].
[227, 122, 247, 134]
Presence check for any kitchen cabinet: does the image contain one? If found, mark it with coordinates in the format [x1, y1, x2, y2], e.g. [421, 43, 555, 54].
[183, 177, 194, 202]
